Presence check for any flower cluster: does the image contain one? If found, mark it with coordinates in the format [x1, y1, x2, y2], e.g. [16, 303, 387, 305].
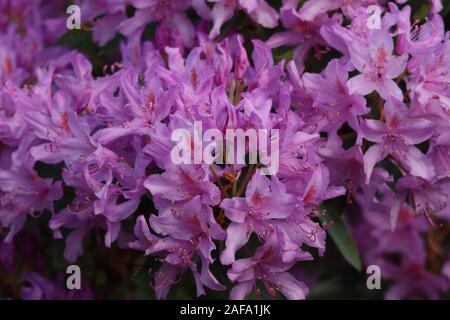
[0, 0, 449, 300]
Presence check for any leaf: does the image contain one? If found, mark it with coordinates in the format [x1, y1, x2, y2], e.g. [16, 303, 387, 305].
[319, 212, 362, 272]
[413, 3, 431, 21]
[273, 48, 293, 63]
[444, 2, 450, 16]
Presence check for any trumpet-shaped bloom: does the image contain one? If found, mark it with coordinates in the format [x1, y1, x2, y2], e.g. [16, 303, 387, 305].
[347, 29, 408, 100]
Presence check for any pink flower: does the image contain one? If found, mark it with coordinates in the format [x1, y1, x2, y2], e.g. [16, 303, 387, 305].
[228, 234, 312, 300]
[209, 0, 278, 38]
[220, 171, 297, 265]
[361, 98, 435, 184]
[347, 29, 408, 100]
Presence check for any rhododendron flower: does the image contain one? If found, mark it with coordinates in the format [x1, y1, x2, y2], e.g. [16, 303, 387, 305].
[347, 29, 408, 100]
[302, 58, 368, 132]
[228, 234, 312, 300]
[220, 171, 297, 264]
[1, 0, 449, 302]
[130, 207, 226, 299]
[209, 0, 278, 38]
[361, 98, 435, 184]
[21, 272, 94, 300]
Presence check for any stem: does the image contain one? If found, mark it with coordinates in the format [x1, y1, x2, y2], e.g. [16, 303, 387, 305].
[229, 79, 236, 105]
[209, 166, 227, 198]
[375, 94, 384, 121]
[230, 164, 237, 196]
[235, 79, 243, 104]
[237, 164, 256, 197]
[217, 208, 226, 225]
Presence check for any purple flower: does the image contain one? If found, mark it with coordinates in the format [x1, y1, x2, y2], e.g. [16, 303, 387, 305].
[407, 36, 450, 107]
[228, 234, 312, 300]
[360, 98, 435, 184]
[118, 0, 196, 48]
[50, 173, 140, 262]
[145, 164, 221, 206]
[391, 175, 450, 228]
[346, 29, 408, 100]
[220, 170, 297, 264]
[298, 0, 379, 22]
[428, 131, 450, 177]
[129, 197, 226, 299]
[0, 161, 62, 242]
[383, 258, 449, 300]
[319, 132, 366, 195]
[209, 0, 278, 38]
[1, 0, 449, 300]
[266, 0, 337, 70]
[302, 58, 369, 132]
[21, 272, 94, 300]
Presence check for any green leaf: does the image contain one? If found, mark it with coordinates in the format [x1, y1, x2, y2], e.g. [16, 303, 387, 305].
[444, 2, 450, 16]
[273, 48, 293, 63]
[413, 3, 431, 21]
[319, 212, 362, 272]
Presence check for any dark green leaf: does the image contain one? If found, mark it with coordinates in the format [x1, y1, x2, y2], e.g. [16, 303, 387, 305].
[319, 211, 362, 272]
